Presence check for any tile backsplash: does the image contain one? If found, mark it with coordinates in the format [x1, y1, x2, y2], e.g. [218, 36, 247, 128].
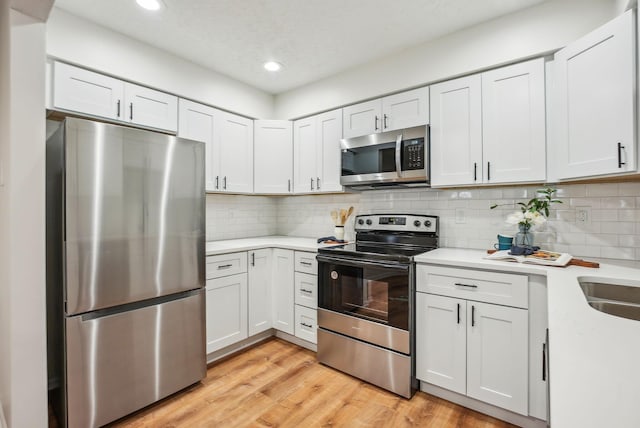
[207, 182, 640, 261]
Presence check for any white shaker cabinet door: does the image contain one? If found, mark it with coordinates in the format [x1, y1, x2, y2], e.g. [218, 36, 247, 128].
[342, 99, 382, 138]
[466, 301, 528, 415]
[205, 274, 248, 353]
[553, 10, 636, 179]
[416, 293, 466, 395]
[178, 99, 218, 192]
[381, 87, 429, 132]
[293, 117, 317, 193]
[53, 61, 124, 121]
[430, 75, 483, 187]
[217, 111, 254, 193]
[254, 120, 293, 194]
[272, 249, 295, 335]
[248, 249, 273, 336]
[316, 109, 343, 193]
[124, 82, 178, 132]
[482, 58, 546, 184]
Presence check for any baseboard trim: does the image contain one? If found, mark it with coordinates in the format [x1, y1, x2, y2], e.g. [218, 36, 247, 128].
[275, 330, 317, 352]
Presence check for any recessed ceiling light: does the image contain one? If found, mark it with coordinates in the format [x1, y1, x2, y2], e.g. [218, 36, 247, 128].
[136, 0, 163, 11]
[263, 61, 282, 72]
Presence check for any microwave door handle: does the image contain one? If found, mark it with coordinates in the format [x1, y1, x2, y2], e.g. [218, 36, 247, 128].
[395, 133, 403, 177]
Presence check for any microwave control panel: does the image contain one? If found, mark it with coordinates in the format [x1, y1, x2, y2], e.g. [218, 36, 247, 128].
[402, 138, 425, 170]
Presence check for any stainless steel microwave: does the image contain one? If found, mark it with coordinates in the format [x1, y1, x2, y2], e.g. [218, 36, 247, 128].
[340, 125, 429, 189]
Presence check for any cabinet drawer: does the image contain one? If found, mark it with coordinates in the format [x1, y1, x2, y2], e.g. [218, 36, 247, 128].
[206, 252, 247, 279]
[294, 251, 317, 274]
[416, 265, 528, 309]
[295, 272, 317, 309]
[295, 304, 317, 344]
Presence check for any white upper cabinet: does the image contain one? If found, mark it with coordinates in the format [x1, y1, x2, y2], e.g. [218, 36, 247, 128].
[342, 99, 382, 138]
[293, 109, 343, 193]
[254, 120, 293, 194]
[53, 61, 123, 121]
[124, 83, 178, 132]
[553, 10, 636, 179]
[381, 87, 429, 132]
[342, 88, 429, 138]
[217, 111, 254, 193]
[177, 99, 217, 191]
[482, 59, 546, 183]
[52, 61, 177, 133]
[430, 75, 483, 187]
[316, 109, 344, 192]
[431, 59, 546, 187]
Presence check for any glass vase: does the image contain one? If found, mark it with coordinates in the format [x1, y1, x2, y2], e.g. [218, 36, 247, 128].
[514, 223, 534, 247]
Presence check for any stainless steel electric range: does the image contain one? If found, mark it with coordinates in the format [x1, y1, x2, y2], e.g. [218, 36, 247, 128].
[316, 214, 439, 398]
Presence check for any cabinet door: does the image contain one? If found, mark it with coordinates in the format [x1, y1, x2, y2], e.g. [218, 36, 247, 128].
[272, 249, 294, 334]
[382, 87, 429, 132]
[482, 59, 546, 183]
[124, 82, 178, 132]
[554, 10, 636, 179]
[430, 75, 482, 187]
[416, 293, 466, 395]
[217, 111, 254, 193]
[467, 302, 528, 415]
[342, 99, 382, 138]
[53, 61, 124, 121]
[254, 120, 293, 194]
[178, 99, 219, 191]
[248, 249, 272, 336]
[205, 274, 248, 353]
[293, 117, 317, 193]
[294, 305, 317, 344]
[316, 109, 343, 192]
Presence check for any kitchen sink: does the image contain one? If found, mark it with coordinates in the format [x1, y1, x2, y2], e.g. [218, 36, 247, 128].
[579, 278, 640, 321]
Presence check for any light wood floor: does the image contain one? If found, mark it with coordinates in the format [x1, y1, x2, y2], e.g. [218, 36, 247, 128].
[109, 338, 517, 428]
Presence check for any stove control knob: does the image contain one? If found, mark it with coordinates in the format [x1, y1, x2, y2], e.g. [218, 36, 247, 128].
[424, 220, 432, 227]
[358, 219, 364, 225]
[413, 220, 421, 227]
[366, 219, 372, 225]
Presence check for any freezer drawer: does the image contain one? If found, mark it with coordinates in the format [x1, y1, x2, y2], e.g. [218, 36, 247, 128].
[65, 289, 206, 428]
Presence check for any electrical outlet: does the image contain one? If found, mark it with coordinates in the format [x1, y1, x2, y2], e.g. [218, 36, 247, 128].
[576, 207, 591, 224]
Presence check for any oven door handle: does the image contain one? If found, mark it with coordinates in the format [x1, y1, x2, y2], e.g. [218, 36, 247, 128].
[395, 133, 403, 178]
[316, 255, 409, 271]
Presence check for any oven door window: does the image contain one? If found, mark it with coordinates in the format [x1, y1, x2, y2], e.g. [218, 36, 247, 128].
[319, 260, 409, 330]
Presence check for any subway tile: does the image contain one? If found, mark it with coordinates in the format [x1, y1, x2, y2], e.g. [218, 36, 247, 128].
[616, 210, 639, 222]
[586, 183, 619, 197]
[555, 184, 586, 198]
[600, 197, 636, 209]
[618, 235, 640, 247]
[600, 247, 636, 260]
[591, 209, 617, 222]
[568, 245, 601, 258]
[569, 197, 601, 208]
[600, 222, 635, 234]
[585, 234, 619, 246]
[618, 182, 640, 196]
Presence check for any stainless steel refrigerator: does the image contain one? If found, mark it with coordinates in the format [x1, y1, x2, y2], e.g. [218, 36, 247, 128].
[46, 117, 206, 428]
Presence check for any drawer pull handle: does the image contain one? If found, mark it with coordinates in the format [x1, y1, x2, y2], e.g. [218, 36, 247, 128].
[301, 322, 313, 328]
[217, 264, 233, 269]
[300, 288, 313, 294]
[300, 261, 312, 266]
[455, 282, 478, 288]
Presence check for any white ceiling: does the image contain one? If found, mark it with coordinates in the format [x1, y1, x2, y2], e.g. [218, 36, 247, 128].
[53, 0, 547, 94]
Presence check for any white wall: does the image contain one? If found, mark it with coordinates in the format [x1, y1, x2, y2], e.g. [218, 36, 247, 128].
[0, 8, 48, 428]
[0, 0, 10, 424]
[274, 0, 620, 119]
[46, 7, 275, 119]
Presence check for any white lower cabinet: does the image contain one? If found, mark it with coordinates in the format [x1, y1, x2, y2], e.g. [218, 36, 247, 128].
[294, 305, 317, 343]
[205, 273, 248, 353]
[272, 249, 295, 335]
[416, 292, 528, 415]
[248, 249, 273, 336]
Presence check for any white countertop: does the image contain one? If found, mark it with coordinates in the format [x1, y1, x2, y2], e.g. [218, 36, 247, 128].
[416, 248, 640, 428]
[206, 235, 339, 255]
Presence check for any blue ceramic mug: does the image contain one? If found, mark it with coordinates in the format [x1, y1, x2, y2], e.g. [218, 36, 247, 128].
[494, 234, 513, 250]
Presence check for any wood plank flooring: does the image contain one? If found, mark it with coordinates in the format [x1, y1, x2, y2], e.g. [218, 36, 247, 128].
[108, 338, 517, 428]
